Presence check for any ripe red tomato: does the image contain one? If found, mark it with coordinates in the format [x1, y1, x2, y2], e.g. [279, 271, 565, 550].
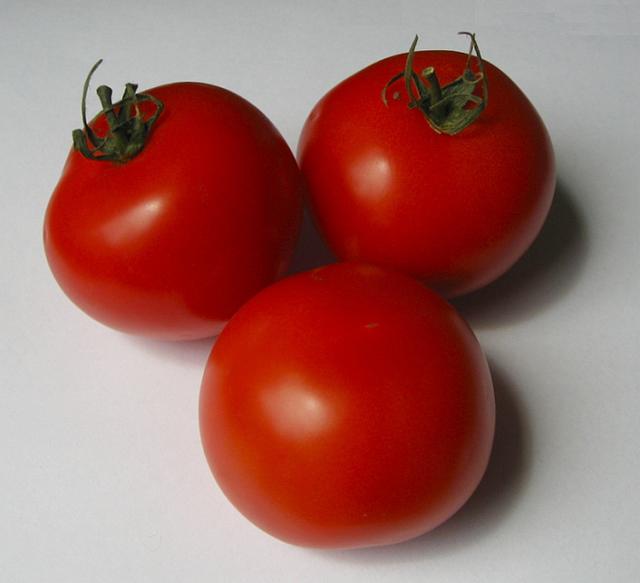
[298, 35, 555, 297]
[200, 263, 495, 549]
[44, 68, 302, 340]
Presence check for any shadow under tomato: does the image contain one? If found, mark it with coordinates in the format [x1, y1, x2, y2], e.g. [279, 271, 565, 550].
[289, 181, 587, 329]
[125, 335, 215, 368]
[287, 208, 337, 275]
[323, 360, 530, 563]
[454, 179, 588, 329]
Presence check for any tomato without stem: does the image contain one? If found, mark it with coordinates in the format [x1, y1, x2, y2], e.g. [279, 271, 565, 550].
[200, 263, 495, 549]
[298, 37, 555, 297]
[45, 76, 302, 340]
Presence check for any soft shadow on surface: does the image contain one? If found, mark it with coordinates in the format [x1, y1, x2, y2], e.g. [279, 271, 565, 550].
[326, 361, 530, 564]
[125, 335, 215, 368]
[287, 208, 337, 275]
[454, 180, 588, 328]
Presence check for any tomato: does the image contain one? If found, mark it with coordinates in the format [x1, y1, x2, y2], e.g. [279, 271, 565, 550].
[44, 65, 302, 340]
[200, 263, 495, 549]
[298, 35, 555, 297]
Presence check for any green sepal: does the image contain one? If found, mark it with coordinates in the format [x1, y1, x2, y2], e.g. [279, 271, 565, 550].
[72, 60, 164, 163]
[383, 32, 488, 136]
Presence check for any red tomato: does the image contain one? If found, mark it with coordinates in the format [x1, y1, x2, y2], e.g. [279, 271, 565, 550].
[44, 71, 302, 340]
[298, 36, 555, 297]
[200, 263, 495, 549]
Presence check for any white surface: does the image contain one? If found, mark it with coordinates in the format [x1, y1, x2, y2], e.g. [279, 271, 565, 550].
[1, 1, 639, 581]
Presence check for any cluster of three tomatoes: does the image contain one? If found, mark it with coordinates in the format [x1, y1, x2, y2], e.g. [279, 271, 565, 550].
[44, 39, 554, 550]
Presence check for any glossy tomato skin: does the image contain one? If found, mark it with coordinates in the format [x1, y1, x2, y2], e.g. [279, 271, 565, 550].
[44, 83, 302, 340]
[200, 263, 495, 549]
[299, 50, 555, 297]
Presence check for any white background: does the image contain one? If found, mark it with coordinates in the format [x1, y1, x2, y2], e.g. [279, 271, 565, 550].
[1, 1, 639, 581]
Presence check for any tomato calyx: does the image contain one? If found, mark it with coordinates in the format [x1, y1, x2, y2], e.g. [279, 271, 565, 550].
[382, 33, 488, 135]
[71, 60, 164, 163]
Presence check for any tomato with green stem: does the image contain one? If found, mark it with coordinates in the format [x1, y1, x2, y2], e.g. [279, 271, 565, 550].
[298, 34, 555, 297]
[44, 62, 302, 339]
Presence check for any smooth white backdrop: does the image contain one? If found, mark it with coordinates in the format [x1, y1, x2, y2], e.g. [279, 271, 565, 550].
[1, 1, 639, 581]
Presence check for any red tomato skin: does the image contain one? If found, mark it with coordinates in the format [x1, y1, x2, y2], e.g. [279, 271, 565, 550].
[44, 82, 302, 340]
[298, 50, 555, 297]
[200, 263, 495, 549]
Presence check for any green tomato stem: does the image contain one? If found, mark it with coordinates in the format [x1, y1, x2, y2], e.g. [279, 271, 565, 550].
[72, 60, 164, 163]
[382, 32, 489, 136]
